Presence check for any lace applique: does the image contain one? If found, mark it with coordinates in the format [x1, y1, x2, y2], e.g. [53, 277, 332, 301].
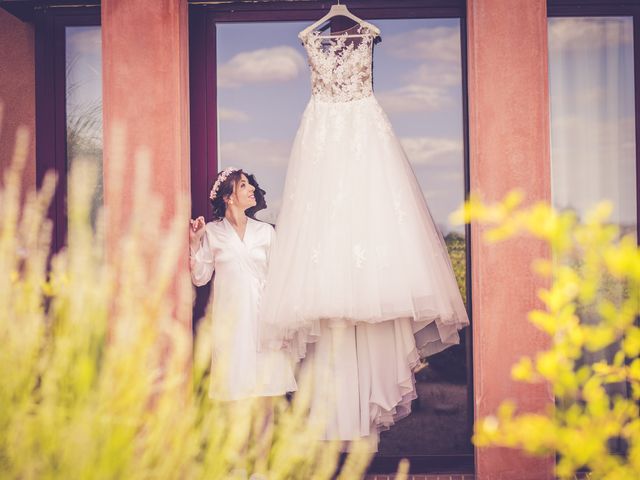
[311, 247, 319, 265]
[392, 191, 408, 225]
[302, 26, 375, 103]
[352, 244, 366, 268]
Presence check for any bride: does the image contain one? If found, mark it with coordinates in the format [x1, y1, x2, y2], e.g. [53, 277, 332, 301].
[189, 167, 297, 401]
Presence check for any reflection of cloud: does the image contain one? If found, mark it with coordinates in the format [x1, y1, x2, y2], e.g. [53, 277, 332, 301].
[424, 189, 447, 200]
[218, 46, 306, 88]
[378, 26, 462, 111]
[401, 136, 462, 165]
[219, 139, 291, 167]
[548, 17, 632, 51]
[67, 27, 101, 54]
[385, 26, 460, 63]
[408, 62, 461, 88]
[218, 107, 250, 123]
[436, 170, 464, 183]
[377, 84, 449, 113]
[254, 197, 282, 225]
[574, 86, 606, 106]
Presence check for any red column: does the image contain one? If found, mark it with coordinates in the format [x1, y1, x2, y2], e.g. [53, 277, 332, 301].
[466, 1, 555, 478]
[102, 0, 191, 328]
[0, 9, 35, 195]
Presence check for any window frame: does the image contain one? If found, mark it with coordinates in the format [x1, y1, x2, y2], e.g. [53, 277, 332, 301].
[34, 6, 101, 253]
[188, 1, 473, 474]
[27, 1, 474, 473]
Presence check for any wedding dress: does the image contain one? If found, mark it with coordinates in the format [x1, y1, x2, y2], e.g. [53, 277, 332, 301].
[260, 23, 469, 447]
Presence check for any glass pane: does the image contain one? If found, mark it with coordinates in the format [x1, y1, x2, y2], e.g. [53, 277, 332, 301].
[548, 17, 637, 399]
[66, 26, 103, 225]
[217, 18, 469, 457]
[373, 18, 468, 457]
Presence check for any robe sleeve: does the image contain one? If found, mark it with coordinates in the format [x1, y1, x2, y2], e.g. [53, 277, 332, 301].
[266, 224, 276, 266]
[190, 225, 215, 286]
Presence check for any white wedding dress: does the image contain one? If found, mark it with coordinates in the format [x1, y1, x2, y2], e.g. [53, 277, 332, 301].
[260, 24, 469, 448]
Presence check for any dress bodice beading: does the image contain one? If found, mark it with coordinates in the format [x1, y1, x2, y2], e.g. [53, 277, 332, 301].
[301, 26, 375, 103]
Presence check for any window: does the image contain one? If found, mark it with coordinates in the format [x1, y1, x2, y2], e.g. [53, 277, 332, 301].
[65, 26, 103, 226]
[190, 2, 472, 472]
[35, 9, 101, 251]
[548, 2, 640, 455]
[549, 16, 636, 235]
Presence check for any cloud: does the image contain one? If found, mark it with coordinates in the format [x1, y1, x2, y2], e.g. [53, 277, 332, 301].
[548, 17, 632, 52]
[218, 107, 250, 123]
[384, 26, 461, 63]
[377, 84, 450, 113]
[407, 62, 461, 88]
[400, 136, 463, 166]
[254, 197, 282, 225]
[218, 46, 306, 88]
[219, 138, 291, 168]
[66, 27, 101, 55]
[377, 26, 462, 111]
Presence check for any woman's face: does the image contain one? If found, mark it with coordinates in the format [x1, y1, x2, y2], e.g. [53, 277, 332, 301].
[230, 173, 257, 210]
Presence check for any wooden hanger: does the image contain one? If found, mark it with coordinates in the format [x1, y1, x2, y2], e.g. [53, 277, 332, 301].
[298, 1, 381, 39]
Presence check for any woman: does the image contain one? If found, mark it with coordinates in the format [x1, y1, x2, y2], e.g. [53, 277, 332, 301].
[189, 167, 297, 400]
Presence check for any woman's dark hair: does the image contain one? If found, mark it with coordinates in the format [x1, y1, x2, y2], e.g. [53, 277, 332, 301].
[209, 169, 267, 221]
[244, 173, 267, 220]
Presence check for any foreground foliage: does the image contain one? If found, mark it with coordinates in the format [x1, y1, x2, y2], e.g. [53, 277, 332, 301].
[0, 128, 374, 479]
[453, 191, 640, 479]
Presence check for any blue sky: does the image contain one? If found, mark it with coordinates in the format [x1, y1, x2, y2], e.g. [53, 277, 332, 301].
[217, 18, 466, 233]
[66, 27, 102, 117]
[62, 17, 638, 234]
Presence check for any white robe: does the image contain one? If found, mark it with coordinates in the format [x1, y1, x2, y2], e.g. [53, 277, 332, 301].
[190, 217, 297, 400]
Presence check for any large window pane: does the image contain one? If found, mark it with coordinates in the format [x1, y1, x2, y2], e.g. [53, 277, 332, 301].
[548, 16, 637, 405]
[549, 17, 636, 232]
[217, 18, 469, 458]
[65, 26, 103, 224]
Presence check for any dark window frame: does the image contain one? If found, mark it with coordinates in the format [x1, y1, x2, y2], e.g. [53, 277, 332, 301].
[188, 1, 473, 474]
[34, 6, 101, 253]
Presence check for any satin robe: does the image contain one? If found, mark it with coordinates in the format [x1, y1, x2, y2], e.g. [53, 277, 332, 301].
[190, 217, 297, 400]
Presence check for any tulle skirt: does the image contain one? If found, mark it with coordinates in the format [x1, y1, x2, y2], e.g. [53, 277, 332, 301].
[259, 94, 470, 445]
[260, 94, 469, 359]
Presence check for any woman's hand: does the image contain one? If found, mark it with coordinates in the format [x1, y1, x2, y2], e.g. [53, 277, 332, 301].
[189, 216, 206, 250]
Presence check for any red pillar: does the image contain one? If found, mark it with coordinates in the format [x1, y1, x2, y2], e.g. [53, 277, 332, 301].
[0, 8, 35, 195]
[466, 1, 555, 478]
[102, 0, 191, 328]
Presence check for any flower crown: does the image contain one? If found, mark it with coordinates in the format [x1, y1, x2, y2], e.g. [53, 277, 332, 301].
[209, 166, 240, 201]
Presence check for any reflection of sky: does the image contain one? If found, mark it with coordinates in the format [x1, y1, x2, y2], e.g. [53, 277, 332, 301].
[217, 19, 465, 233]
[549, 17, 636, 231]
[66, 27, 102, 120]
[61, 20, 638, 235]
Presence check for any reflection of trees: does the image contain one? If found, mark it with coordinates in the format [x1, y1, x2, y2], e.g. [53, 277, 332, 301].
[66, 55, 103, 226]
[418, 231, 469, 386]
[445, 231, 466, 307]
[569, 251, 632, 404]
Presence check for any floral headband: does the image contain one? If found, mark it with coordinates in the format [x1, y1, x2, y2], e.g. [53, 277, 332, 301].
[209, 166, 240, 201]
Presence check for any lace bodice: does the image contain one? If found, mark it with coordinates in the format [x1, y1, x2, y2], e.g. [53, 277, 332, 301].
[301, 25, 377, 103]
